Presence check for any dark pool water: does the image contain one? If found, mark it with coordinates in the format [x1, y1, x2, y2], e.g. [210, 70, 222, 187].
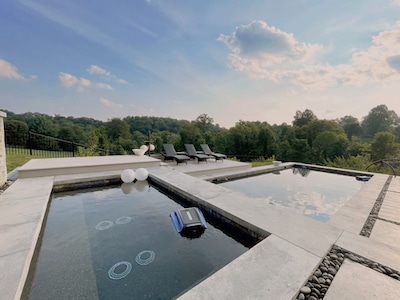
[219, 167, 364, 222]
[25, 181, 249, 300]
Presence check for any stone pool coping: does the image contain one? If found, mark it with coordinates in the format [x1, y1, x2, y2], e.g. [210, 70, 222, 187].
[1, 162, 399, 299]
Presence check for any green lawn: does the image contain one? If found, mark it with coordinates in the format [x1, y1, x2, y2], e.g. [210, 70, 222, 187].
[6, 148, 73, 173]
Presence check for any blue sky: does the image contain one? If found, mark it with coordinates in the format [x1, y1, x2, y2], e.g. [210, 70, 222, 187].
[1, 0, 399, 128]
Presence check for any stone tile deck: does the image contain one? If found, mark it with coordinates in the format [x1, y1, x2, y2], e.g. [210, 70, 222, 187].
[1, 155, 399, 300]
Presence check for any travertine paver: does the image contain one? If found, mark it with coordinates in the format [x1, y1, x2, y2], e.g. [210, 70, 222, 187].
[335, 231, 400, 271]
[378, 190, 400, 223]
[0, 177, 53, 300]
[325, 259, 400, 300]
[370, 219, 400, 248]
[178, 234, 320, 300]
[328, 174, 388, 233]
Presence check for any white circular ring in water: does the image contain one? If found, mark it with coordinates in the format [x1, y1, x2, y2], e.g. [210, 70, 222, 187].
[95, 220, 113, 231]
[115, 216, 132, 225]
[121, 169, 136, 183]
[135, 168, 149, 181]
[108, 261, 132, 280]
[135, 250, 155, 266]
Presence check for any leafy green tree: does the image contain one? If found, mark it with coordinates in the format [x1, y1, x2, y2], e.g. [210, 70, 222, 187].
[179, 123, 204, 148]
[4, 119, 29, 133]
[362, 105, 399, 138]
[286, 138, 311, 162]
[4, 119, 29, 146]
[229, 121, 260, 159]
[306, 120, 345, 146]
[29, 115, 57, 136]
[272, 123, 291, 141]
[213, 128, 231, 155]
[194, 114, 214, 133]
[131, 130, 147, 149]
[347, 140, 370, 157]
[371, 132, 399, 160]
[292, 109, 317, 127]
[324, 155, 372, 171]
[338, 115, 363, 140]
[313, 131, 349, 162]
[105, 118, 131, 142]
[258, 123, 278, 158]
[392, 125, 400, 143]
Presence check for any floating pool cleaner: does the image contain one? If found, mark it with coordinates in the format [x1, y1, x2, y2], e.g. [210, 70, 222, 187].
[170, 207, 207, 238]
[356, 175, 371, 182]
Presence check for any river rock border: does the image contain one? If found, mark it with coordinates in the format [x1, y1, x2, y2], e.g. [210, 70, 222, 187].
[296, 245, 400, 300]
[360, 175, 392, 237]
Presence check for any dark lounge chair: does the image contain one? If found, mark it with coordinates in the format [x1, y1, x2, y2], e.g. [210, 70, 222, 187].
[200, 144, 226, 161]
[162, 144, 190, 164]
[184, 144, 211, 163]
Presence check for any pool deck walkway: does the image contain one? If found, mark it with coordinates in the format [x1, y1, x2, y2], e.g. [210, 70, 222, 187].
[1, 155, 399, 299]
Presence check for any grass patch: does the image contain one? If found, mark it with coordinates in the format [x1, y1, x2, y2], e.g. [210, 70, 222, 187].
[251, 161, 273, 168]
[251, 156, 275, 168]
[6, 153, 41, 173]
[6, 148, 73, 173]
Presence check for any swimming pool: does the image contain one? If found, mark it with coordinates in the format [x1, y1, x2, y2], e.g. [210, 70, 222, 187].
[24, 181, 251, 299]
[218, 167, 365, 222]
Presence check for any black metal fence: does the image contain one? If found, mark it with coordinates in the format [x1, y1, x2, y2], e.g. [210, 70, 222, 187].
[5, 131, 109, 158]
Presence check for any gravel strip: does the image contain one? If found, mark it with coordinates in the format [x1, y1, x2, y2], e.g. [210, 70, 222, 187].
[360, 175, 392, 237]
[296, 245, 400, 300]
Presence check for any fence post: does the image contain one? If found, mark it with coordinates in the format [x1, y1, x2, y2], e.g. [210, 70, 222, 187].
[29, 131, 33, 155]
[72, 142, 75, 157]
[0, 111, 7, 186]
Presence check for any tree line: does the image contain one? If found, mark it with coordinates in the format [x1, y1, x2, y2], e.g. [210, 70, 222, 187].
[3, 104, 400, 173]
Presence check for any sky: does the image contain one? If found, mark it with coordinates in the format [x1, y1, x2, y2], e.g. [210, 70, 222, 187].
[0, 0, 400, 128]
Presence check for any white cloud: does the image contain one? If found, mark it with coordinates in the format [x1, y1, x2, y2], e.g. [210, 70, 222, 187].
[59, 72, 78, 87]
[218, 20, 322, 67]
[95, 83, 114, 90]
[59, 72, 91, 92]
[219, 20, 400, 90]
[87, 65, 111, 76]
[87, 64, 129, 85]
[0, 59, 35, 80]
[99, 97, 123, 108]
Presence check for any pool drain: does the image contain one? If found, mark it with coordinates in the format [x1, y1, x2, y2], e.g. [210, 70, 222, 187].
[108, 261, 132, 280]
[95, 220, 113, 231]
[115, 216, 132, 225]
[135, 250, 155, 265]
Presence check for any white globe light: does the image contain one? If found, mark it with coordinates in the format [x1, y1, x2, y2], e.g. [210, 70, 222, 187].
[135, 168, 149, 181]
[121, 169, 136, 183]
[149, 144, 155, 151]
[140, 145, 148, 151]
[121, 182, 136, 194]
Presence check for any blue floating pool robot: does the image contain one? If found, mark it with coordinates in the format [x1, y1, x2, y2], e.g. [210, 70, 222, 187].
[170, 207, 207, 238]
[356, 175, 371, 182]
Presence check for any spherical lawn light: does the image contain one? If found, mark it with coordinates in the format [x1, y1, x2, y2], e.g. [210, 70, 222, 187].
[135, 168, 149, 181]
[140, 145, 148, 151]
[149, 144, 155, 151]
[121, 169, 136, 183]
